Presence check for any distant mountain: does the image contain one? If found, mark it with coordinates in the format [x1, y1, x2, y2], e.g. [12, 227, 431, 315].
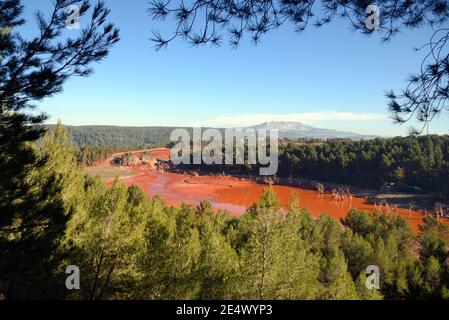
[242, 121, 377, 140]
[246, 121, 314, 131]
[45, 121, 376, 148]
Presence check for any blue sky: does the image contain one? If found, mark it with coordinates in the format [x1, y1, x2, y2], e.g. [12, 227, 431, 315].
[22, 0, 449, 136]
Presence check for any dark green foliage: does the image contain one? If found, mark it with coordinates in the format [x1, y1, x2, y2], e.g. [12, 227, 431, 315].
[76, 145, 141, 166]
[45, 125, 188, 148]
[174, 135, 449, 195]
[341, 210, 417, 299]
[2, 0, 449, 300]
[277, 136, 449, 194]
[0, 0, 118, 299]
[0, 123, 84, 299]
[415, 216, 449, 299]
[3, 123, 449, 300]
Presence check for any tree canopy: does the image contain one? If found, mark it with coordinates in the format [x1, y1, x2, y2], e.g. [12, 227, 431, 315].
[3, 124, 448, 300]
[0, 0, 119, 299]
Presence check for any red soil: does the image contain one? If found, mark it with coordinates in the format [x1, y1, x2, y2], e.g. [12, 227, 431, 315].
[117, 168, 446, 232]
[100, 148, 448, 232]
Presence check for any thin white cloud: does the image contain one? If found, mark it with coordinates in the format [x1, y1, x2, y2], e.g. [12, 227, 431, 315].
[199, 111, 388, 128]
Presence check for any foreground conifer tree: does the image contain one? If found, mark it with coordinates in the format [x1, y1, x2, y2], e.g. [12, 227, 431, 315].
[0, 0, 119, 299]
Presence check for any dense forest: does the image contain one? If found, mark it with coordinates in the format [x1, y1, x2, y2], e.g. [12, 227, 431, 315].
[72, 129, 449, 196]
[174, 135, 449, 195]
[42, 125, 186, 166]
[278, 136, 449, 193]
[45, 124, 368, 149]
[1, 124, 449, 300]
[44, 125, 187, 148]
[75, 145, 144, 166]
[3, 0, 449, 302]
[48, 125, 449, 197]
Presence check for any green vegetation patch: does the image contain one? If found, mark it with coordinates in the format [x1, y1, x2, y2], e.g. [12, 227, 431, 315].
[84, 166, 135, 180]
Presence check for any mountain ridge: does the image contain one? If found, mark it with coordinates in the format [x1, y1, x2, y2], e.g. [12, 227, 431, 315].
[242, 121, 377, 140]
[45, 121, 377, 147]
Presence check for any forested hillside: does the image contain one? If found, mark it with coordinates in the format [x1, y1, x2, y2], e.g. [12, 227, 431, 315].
[278, 136, 449, 194]
[175, 135, 449, 195]
[2, 124, 449, 300]
[44, 125, 185, 148]
[75, 145, 142, 166]
[44, 124, 372, 148]
[58, 124, 449, 195]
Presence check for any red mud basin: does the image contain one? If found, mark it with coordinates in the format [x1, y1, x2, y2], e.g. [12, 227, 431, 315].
[113, 167, 447, 232]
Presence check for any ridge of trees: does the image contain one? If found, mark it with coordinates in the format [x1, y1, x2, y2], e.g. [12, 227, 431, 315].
[44, 125, 180, 148]
[2, 0, 449, 300]
[174, 135, 449, 195]
[0, 0, 119, 299]
[46, 125, 449, 197]
[2, 123, 449, 300]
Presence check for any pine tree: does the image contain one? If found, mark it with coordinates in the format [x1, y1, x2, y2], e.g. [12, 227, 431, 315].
[64, 179, 144, 299]
[0, 0, 118, 299]
[321, 250, 359, 300]
[0, 123, 81, 298]
[195, 203, 240, 299]
[236, 189, 321, 299]
[134, 203, 203, 299]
